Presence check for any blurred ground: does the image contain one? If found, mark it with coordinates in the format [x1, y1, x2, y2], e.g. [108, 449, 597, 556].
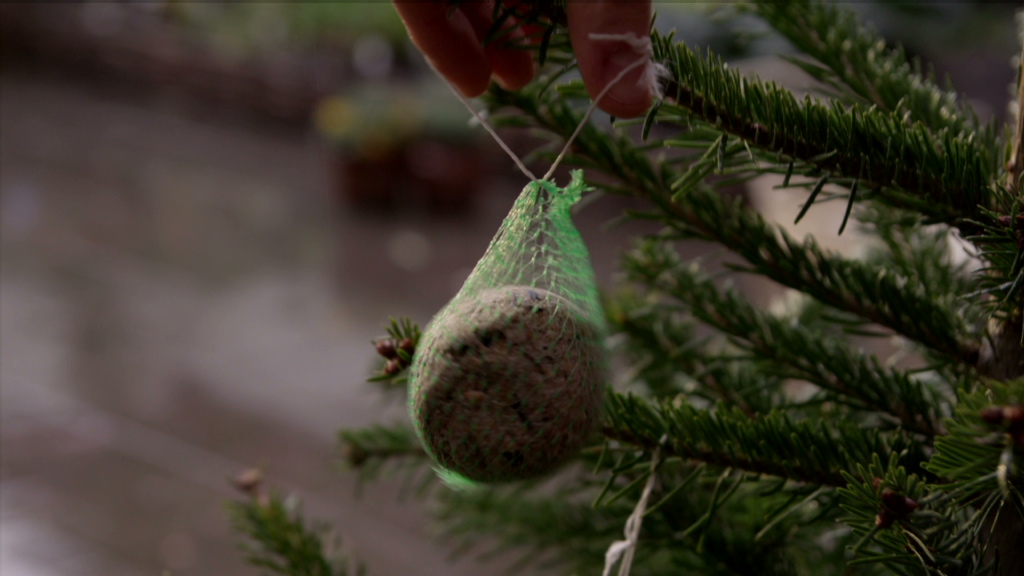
[0, 64, 659, 576]
[0, 66, 518, 576]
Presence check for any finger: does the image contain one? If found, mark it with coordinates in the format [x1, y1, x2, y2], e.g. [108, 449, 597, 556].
[394, 2, 492, 97]
[459, 1, 536, 91]
[567, 1, 654, 118]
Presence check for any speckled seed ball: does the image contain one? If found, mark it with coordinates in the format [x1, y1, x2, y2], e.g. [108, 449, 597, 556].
[412, 286, 606, 482]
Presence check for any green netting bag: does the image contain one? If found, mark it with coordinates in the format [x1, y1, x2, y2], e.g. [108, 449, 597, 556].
[408, 169, 608, 485]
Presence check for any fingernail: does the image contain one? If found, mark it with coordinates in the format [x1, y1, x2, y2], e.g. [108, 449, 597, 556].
[605, 50, 653, 106]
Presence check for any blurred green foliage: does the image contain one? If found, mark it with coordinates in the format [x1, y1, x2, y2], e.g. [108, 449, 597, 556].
[166, 2, 406, 56]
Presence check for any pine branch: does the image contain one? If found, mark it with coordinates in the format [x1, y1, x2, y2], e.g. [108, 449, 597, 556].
[601, 392, 923, 488]
[858, 206, 977, 319]
[367, 317, 422, 384]
[339, 424, 426, 463]
[485, 84, 984, 366]
[967, 204, 1024, 325]
[650, 30, 999, 232]
[435, 485, 625, 574]
[436, 465, 849, 576]
[337, 424, 433, 495]
[971, 40, 1024, 576]
[926, 379, 1023, 494]
[839, 458, 1001, 576]
[655, 187, 982, 367]
[744, 0, 998, 145]
[339, 6, 1017, 576]
[608, 292, 782, 414]
[964, 42, 1024, 328]
[625, 238, 947, 437]
[227, 479, 362, 576]
[835, 381, 1023, 576]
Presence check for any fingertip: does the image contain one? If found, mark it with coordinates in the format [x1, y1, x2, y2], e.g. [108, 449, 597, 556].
[452, 62, 494, 99]
[394, 2, 492, 97]
[599, 50, 655, 118]
[486, 45, 536, 91]
[567, 1, 654, 118]
[459, 2, 536, 92]
[600, 92, 654, 120]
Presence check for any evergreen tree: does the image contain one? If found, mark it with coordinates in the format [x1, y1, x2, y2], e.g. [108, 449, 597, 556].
[231, 2, 1024, 575]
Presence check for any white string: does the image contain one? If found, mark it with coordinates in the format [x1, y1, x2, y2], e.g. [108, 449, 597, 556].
[432, 34, 653, 184]
[430, 30, 661, 576]
[601, 438, 664, 576]
[542, 53, 651, 182]
[443, 83, 539, 182]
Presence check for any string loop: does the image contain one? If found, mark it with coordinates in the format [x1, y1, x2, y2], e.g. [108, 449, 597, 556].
[438, 33, 653, 184]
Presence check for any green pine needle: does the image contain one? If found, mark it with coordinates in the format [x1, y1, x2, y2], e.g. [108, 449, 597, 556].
[228, 491, 363, 576]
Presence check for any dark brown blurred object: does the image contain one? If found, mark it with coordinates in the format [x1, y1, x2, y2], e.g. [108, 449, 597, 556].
[0, 3, 335, 125]
[332, 136, 487, 214]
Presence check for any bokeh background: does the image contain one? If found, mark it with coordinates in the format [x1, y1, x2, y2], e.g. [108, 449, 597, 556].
[1, 3, 1019, 575]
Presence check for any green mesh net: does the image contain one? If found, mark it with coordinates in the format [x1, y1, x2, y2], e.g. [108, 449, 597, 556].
[408, 170, 608, 485]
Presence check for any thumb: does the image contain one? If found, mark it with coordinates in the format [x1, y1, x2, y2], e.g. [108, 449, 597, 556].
[394, 2, 492, 97]
[567, 1, 654, 119]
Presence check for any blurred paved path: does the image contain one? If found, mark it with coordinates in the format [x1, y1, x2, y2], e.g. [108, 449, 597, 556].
[0, 69, 541, 576]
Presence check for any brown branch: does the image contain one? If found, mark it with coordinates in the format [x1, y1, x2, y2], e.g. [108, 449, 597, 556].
[1008, 44, 1024, 193]
[978, 43, 1024, 576]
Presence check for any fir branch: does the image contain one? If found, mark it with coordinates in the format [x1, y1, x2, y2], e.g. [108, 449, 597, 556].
[625, 238, 947, 437]
[838, 379, 1024, 576]
[436, 468, 842, 576]
[339, 425, 426, 466]
[649, 30, 999, 231]
[485, 84, 984, 366]
[337, 424, 431, 493]
[967, 204, 1024, 325]
[964, 42, 1024, 326]
[926, 380, 1023, 490]
[858, 206, 975, 313]
[367, 317, 422, 385]
[744, 0, 997, 146]
[436, 485, 626, 575]
[608, 292, 782, 414]
[839, 459, 998, 576]
[601, 392, 921, 488]
[227, 488, 362, 576]
[661, 187, 982, 368]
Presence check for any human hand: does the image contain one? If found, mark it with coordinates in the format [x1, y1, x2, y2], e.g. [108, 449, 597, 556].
[393, 1, 654, 119]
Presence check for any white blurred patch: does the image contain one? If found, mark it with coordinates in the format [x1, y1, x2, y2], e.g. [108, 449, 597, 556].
[388, 229, 433, 272]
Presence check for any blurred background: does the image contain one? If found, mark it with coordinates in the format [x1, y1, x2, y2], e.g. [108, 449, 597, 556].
[0, 3, 1018, 575]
